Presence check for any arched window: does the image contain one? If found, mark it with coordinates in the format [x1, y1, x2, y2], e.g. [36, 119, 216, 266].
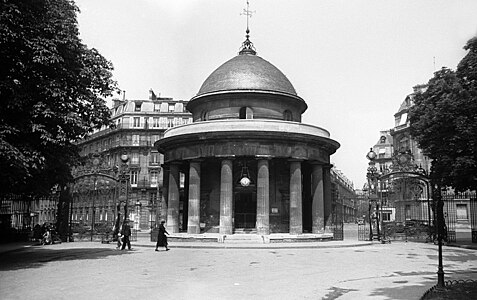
[239, 107, 253, 119]
[202, 111, 209, 121]
[380, 136, 386, 143]
[283, 110, 293, 121]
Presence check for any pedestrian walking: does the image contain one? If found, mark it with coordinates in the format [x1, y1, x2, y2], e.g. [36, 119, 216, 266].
[120, 221, 132, 250]
[155, 220, 170, 251]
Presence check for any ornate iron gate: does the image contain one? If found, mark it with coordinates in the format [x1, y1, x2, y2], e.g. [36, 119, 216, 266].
[442, 192, 456, 243]
[358, 223, 369, 241]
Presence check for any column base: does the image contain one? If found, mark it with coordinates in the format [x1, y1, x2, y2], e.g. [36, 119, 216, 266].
[290, 226, 303, 235]
[187, 225, 200, 234]
[219, 226, 233, 235]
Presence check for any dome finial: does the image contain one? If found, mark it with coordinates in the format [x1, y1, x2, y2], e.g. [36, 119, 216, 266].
[239, 0, 256, 55]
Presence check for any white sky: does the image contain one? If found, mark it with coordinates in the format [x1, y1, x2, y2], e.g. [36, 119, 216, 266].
[75, 0, 477, 189]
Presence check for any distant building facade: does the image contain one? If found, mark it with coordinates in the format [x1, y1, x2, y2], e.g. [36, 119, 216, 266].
[331, 167, 357, 223]
[72, 91, 192, 231]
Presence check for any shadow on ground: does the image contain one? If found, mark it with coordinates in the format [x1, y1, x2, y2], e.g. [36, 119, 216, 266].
[0, 246, 132, 271]
[369, 279, 435, 300]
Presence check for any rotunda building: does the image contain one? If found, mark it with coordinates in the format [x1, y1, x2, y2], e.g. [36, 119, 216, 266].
[155, 37, 340, 236]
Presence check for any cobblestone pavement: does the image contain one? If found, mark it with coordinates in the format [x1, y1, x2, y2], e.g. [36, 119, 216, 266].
[1, 240, 476, 300]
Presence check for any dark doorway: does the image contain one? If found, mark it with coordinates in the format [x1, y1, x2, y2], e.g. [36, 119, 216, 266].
[234, 192, 256, 229]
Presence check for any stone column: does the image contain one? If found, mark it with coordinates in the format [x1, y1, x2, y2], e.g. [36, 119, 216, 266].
[256, 159, 270, 235]
[311, 164, 325, 233]
[187, 160, 201, 234]
[219, 159, 233, 234]
[289, 160, 303, 234]
[323, 165, 332, 231]
[166, 163, 180, 233]
[159, 165, 169, 223]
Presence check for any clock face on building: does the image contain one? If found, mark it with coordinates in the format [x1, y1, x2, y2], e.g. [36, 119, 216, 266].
[120, 154, 129, 162]
[240, 177, 251, 187]
[399, 155, 408, 164]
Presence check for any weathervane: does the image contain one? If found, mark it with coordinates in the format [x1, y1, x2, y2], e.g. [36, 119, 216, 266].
[239, 0, 256, 55]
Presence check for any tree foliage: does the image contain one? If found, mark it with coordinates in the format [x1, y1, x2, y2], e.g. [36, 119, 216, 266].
[409, 37, 477, 191]
[0, 0, 117, 195]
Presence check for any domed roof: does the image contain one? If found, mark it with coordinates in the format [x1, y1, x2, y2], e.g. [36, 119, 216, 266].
[196, 52, 297, 97]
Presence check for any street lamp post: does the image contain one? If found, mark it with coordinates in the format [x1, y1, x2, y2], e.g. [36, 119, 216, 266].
[135, 200, 142, 231]
[366, 148, 380, 241]
[433, 184, 445, 288]
[118, 153, 130, 225]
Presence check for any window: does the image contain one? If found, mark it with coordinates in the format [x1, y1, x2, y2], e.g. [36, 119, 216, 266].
[150, 171, 158, 187]
[132, 135, 139, 146]
[154, 103, 160, 112]
[131, 153, 139, 164]
[239, 107, 253, 119]
[456, 204, 468, 220]
[159, 117, 167, 128]
[380, 136, 386, 143]
[135, 103, 142, 112]
[168, 118, 174, 127]
[150, 152, 159, 165]
[133, 117, 141, 128]
[130, 171, 138, 185]
[150, 192, 157, 204]
[153, 117, 160, 128]
[151, 135, 161, 143]
[168, 104, 175, 112]
[398, 113, 408, 126]
[399, 137, 409, 152]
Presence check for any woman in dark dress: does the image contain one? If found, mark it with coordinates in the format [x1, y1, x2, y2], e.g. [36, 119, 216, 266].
[155, 220, 170, 251]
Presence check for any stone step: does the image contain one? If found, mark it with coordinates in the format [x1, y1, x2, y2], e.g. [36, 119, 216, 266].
[223, 234, 264, 244]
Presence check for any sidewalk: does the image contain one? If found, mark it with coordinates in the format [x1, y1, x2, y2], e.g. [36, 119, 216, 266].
[0, 236, 372, 255]
[1, 233, 476, 254]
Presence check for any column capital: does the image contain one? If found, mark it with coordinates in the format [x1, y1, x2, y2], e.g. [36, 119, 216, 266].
[288, 158, 304, 163]
[255, 155, 272, 160]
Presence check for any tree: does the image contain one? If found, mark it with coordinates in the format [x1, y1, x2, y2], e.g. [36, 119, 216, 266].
[409, 37, 477, 192]
[0, 0, 117, 195]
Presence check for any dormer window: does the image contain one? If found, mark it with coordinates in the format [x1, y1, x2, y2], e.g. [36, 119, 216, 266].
[135, 103, 142, 111]
[239, 107, 253, 119]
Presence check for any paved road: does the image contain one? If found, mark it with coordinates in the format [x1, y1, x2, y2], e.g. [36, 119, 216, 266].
[1, 240, 476, 300]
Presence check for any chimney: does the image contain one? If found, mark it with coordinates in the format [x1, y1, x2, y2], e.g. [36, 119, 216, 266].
[149, 89, 157, 100]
